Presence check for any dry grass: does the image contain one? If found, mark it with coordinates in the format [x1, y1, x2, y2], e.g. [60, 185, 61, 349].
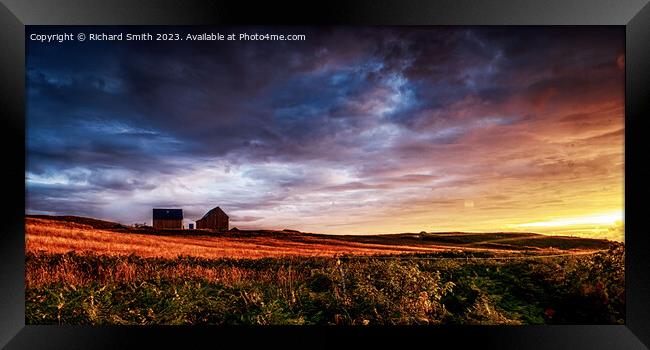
[26, 218, 453, 260]
[24, 217, 625, 325]
[26, 217, 613, 262]
[25, 252, 295, 289]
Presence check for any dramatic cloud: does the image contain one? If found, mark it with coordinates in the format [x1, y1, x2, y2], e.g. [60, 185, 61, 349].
[26, 26, 625, 241]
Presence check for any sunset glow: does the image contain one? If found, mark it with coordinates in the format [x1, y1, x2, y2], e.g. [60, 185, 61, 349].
[26, 27, 625, 241]
[517, 212, 622, 228]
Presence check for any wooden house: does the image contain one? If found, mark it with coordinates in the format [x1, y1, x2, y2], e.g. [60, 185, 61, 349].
[152, 208, 183, 229]
[196, 206, 229, 231]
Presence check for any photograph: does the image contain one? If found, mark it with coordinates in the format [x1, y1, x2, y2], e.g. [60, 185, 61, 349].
[24, 26, 625, 326]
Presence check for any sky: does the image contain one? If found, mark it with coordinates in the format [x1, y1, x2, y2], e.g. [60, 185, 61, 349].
[25, 26, 625, 241]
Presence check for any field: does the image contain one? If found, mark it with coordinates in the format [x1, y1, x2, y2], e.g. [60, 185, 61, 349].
[25, 216, 625, 325]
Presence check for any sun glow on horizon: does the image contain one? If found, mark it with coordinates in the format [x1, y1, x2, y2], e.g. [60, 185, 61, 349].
[516, 211, 623, 228]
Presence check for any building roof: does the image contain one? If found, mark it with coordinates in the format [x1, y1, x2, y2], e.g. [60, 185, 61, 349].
[152, 208, 183, 220]
[198, 206, 228, 221]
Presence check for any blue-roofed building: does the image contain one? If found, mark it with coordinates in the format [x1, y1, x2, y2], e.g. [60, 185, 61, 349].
[152, 208, 183, 229]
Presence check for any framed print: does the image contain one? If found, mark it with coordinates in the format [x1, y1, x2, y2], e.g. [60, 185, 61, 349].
[1, 0, 649, 349]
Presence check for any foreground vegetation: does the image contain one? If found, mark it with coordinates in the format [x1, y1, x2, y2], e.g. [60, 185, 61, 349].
[26, 245, 625, 325]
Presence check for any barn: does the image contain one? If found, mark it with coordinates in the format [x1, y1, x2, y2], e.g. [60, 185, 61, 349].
[196, 206, 229, 231]
[152, 208, 183, 229]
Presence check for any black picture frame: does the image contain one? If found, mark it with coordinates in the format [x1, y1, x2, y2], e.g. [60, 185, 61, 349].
[2, 0, 649, 349]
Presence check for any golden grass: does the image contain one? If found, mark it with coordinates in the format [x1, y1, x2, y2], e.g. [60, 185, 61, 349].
[27, 217, 606, 263]
[26, 218, 453, 260]
[25, 253, 286, 289]
[24, 217, 619, 303]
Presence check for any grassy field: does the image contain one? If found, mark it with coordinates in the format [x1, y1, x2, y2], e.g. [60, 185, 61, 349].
[25, 216, 625, 325]
[26, 216, 617, 259]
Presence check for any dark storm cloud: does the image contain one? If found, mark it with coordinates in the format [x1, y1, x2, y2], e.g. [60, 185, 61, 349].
[27, 27, 623, 165]
[26, 183, 107, 216]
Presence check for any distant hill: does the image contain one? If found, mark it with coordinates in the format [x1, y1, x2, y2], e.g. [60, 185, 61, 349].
[26, 215, 127, 230]
[319, 231, 619, 251]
